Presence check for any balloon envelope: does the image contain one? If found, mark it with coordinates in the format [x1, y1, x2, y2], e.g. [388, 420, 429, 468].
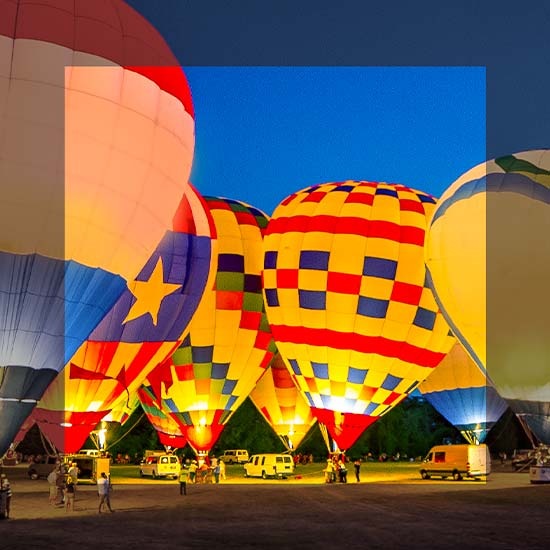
[418, 342, 508, 444]
[425, 149, 550, 444]
[0, 0, 195, 454]
[263, 180, 453, 450]
[145, 197, 276, 453]
[250, 352, 317, 451]
[31, 186, 214, 453]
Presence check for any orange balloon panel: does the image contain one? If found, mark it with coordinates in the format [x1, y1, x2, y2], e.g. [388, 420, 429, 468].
[250, 353, 316, 450]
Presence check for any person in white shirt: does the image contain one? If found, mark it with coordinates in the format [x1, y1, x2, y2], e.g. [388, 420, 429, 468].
[97, 472, 114, 513]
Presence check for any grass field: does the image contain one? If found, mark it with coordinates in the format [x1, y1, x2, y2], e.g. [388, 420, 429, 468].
[111, 459, 423, 484]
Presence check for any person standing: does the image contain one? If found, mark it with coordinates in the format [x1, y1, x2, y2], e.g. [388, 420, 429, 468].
[353, 458, 361, 482]
[67, 461, 79, 498]
[64, 482, 75, 512]
[47, 467, 59, 505]
[68, 462, 79, 485]
[338, 458, 348, 483]
[179, 460, 190, 495]
[213, 461, 221, 484]
[97, 472, 114, 513]
[0, 474, 12, 519]
[219, 459, 226, 481]
[188, 460, 198, 484]
[0, 473, 12, 519]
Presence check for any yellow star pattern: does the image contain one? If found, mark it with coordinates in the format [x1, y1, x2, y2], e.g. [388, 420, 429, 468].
[122, 257, 182, 326]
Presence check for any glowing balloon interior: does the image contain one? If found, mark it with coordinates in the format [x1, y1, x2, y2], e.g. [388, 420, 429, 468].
[0, 0, 196, 455]
[418, 342, 508, 444]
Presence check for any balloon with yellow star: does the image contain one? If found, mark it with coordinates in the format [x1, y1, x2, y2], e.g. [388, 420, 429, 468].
[32, 185, 217, 453]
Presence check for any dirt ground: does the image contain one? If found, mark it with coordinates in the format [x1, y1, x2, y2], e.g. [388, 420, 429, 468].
[0, 463, 548, 549]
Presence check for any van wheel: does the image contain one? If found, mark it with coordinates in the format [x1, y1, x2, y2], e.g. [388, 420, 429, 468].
[262, 471, 267, 480]
[420, 470, 430, 480]
[452, 471, 462, 481]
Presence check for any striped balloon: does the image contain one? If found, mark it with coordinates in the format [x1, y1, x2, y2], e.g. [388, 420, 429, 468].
[31, 186, 214, 454]
[263, 180, 453, 451]
[0, 0, 195, 455]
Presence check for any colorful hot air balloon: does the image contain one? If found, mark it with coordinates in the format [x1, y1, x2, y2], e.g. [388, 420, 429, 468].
[418, 341, 508, 444]
[145, 197, 276, 453]
[31, 186, 214, 454]
[137, 386, 188, 449]
[425, 149, 550, 444]
[250, 352, 316, 451]
[263, 180, 453, 451]
[0, 0, 195, 455]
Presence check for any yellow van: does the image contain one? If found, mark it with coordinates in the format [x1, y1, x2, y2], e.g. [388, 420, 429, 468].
[243, 454, 294, 479]
[419, 444, 491, 481]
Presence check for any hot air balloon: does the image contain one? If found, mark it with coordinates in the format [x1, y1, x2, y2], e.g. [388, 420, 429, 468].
[145, 196, 276, 454]
[0, 0, 195, 455]
[137, 386, 188, 449]
[30, 186, 215, 453]
[263, 180, 453, 452]
[418, 341, 508, 444]
[250, 352, 316, 451]
[425, 149, 550, 444]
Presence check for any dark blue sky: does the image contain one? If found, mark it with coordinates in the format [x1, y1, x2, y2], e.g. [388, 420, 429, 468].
[126, 0, 549, 215]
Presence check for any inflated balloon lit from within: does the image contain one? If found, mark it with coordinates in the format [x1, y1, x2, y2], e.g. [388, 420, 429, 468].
[418, 341, 508, 444]
[250, 352, 317, 451]
[263, 180, 453, 451]
[425, 149, 550, 444]
[32, 186, 214, 454]
[0, 0, 196, 455]
[137, 386, 188, 449]
[145, 197, 276, 453]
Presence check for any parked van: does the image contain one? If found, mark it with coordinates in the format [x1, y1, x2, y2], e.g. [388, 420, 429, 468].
[139, 453, 180, 479]
[243, 454, 294, 479]
[419, 444, 491, 481]
[220, 449, 249, 465]
[77, 449, 100, 457]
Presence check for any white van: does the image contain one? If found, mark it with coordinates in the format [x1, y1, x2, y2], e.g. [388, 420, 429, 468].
[420, 444, 491, 481]
[220, 449, 249, 464]
[139, 453, 180, 479]
[77, 449, 100, 457]
[243, 454, 294, 479]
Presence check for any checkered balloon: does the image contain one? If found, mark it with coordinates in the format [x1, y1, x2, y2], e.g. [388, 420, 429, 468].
[144, 197, 276, 452]
[263, 180, 453, 450]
